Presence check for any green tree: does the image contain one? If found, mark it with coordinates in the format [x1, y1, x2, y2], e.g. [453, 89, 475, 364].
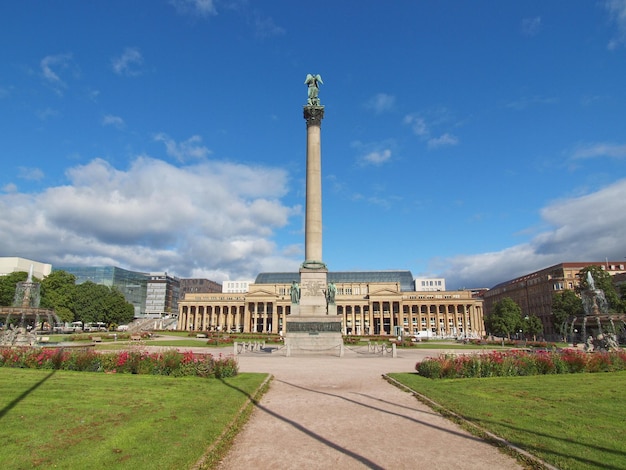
[576, 265, 624, 312]
[0, 271, 28, 306]
[552, 290, 583, 338]
[522, 314, 543, 340]
[40, 270, 77, 323]
[103, 288, 135, 326]
[485, 297, 522, 339]
[74, 282, 134, 327]
[75, 282, 109, 325]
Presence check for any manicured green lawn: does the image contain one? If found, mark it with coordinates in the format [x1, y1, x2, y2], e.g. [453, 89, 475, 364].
[388, 371, 626, 470]
[0, 368, 268, 469]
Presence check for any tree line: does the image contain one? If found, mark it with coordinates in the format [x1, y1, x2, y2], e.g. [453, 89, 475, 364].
[0, 270, 135, 328]
[485, 265, 626, 340]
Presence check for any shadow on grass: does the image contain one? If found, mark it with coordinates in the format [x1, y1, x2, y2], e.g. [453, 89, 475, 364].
[0, 370, 56, 419]
[471, 416, 626, 470]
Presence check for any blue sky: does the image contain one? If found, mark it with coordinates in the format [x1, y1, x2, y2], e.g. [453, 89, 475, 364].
[2, 0, 626, 289]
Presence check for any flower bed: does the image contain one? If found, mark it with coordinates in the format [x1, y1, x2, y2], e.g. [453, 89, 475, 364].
[0, 347, 238, 378]
[416, 349, 626, 379]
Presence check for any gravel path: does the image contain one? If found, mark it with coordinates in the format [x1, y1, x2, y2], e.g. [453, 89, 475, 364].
[213, 346, 523, 470]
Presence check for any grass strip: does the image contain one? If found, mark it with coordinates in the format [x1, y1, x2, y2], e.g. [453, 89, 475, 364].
[193, 374, 272, 469]
[387, 371, 626, 470]
[0, 368, 268, 469]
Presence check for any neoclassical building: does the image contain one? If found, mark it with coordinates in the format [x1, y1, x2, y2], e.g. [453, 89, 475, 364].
[178, 271, 485, 337]
[483, 261, 626, 338]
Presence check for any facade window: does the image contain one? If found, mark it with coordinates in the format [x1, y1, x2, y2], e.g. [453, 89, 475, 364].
[345, 287, 352, 295]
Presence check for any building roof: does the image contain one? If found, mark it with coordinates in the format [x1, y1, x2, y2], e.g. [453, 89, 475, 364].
[254, 271, 415, 292]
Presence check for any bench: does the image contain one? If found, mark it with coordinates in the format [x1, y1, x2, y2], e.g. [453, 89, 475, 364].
[196, 333, 207, 338]
[91, 336, 102, 343]
[131, 334, 142, 341]
[38, 336, 50, 343]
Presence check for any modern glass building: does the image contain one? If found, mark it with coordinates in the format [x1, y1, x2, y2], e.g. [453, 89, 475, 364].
[54, 266, 149, 317]
[145, 272, 180, 317]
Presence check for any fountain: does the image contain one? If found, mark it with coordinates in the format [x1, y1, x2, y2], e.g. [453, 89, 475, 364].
[567, 272, 625, 352]
[0, 266, 60, 346]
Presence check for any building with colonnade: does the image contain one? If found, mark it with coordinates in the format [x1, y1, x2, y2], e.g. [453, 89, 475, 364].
[177, 271, 485, 337]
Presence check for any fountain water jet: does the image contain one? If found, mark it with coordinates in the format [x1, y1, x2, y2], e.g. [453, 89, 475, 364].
[0, 266, 60, 346]
[566, 272, 625, 351]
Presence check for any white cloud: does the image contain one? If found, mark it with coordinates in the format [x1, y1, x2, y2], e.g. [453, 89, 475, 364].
[154, 133, 211, 161]
[361, 149, 392, 166]
[428, 133, 458, 149]
[404, 114, 429, 136]
[521, 16, 542, 36]
[102, 114, 125, 129]
[17, 167, 44, 181]
[404, 110, 459, 150]
[571, 142, 626, 160]
[112, 47, 143, 76]
[0, 156, 300, 280]
[35, 108, 59, 120]
[365, 93, 395, 113]
[605, 0, 626, 49]
[2, 183, 18, 193]
[252, 11, 285, 38]
[170, 0, 217, 17]
[40, 53, 74, 94]
[352, 140, 395, 167]
[436, 179, 626, 289]
[505, 95, 557, 110]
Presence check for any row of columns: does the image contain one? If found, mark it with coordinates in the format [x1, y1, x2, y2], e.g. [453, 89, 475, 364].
[178, 301, 483, 336]
[339, 302, 481, 336]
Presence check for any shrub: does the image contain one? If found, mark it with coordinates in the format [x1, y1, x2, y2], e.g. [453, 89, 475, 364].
[415, 349, 626, 379]
[0, 347, 238, 378]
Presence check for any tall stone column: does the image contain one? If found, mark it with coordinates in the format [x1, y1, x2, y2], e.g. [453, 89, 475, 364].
[304, 106, 324, 263]
[297, 104, 329, 318]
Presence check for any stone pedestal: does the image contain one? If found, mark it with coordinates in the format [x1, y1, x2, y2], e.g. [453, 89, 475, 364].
[298, 265, 328, 316]
[285, 266, 343, 355]
[284, 316, 343, 356]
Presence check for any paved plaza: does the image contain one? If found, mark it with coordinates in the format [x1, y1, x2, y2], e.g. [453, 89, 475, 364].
[211, 345, 524, 470]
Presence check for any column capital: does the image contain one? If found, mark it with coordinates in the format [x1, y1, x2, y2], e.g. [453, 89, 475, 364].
[303, 105, 325, 127]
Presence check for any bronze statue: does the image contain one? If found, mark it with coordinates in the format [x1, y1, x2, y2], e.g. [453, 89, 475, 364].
[305, 74, 323, 106]
[290, 281, 300, 304]
[327, 282, 337, 305]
